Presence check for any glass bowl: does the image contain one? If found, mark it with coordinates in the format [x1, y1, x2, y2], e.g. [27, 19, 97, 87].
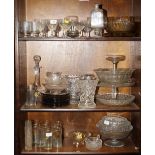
[96, 93, 135, 106]
[96, 115, 133, 147]
[107, 16, 135, 36]
[94, 68, 135, 84]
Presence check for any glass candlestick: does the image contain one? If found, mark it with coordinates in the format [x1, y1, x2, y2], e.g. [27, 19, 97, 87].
[33, 55, 41, 90]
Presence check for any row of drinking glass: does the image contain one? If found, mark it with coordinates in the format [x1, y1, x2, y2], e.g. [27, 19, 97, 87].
[25, 120, 63, 151]
[18, 18, 103, 38]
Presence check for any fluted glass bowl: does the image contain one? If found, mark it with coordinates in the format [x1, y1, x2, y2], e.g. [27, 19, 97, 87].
[94, 68, 135, 84]
[107, 16, 135, 36]
[96, 116, 133, 147]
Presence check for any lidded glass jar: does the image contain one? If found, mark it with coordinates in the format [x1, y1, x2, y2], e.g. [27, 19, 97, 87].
[90, 4, 107, 29]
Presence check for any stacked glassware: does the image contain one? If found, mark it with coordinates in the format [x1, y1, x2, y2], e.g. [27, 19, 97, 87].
[96, 115, 133, 147]
[94, 55, 135, 106]
[39, 72, 70, 107]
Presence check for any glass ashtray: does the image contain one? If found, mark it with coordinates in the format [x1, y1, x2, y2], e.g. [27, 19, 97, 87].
[85, 135, 102, 151]
[96, 93, 135, 106]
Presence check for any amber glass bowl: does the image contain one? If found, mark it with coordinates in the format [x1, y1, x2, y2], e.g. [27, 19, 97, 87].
[107, 16, 135, 36]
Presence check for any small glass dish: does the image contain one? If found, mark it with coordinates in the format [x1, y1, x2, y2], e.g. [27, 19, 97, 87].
[85, 135, 102, 151]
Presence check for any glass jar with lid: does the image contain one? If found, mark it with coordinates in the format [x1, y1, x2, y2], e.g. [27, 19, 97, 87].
[90, 4, 107, 36]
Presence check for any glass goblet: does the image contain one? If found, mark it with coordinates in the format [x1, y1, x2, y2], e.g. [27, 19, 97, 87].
[75, 21, 85, 38]
[83, 20, 92, 38]
[48, 24, 56, 38]
[59, 22, 71, 38]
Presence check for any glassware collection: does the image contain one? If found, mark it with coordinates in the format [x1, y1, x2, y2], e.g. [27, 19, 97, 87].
[24, 116, 133, 150]
[24, 53, 135, 150]
[18, 4, 136, 38]
[22, 4, 137, 151]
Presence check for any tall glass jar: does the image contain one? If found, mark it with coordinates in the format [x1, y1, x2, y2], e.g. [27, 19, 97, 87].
[25, 120, 33, 151]
[90, 4, 107, 36]
[52, 121, 63, 148]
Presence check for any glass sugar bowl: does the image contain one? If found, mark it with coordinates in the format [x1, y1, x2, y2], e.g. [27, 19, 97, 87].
[96, 115, 133, 147]
[85, 134, 102, 151]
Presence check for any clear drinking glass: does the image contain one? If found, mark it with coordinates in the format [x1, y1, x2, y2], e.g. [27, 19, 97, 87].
[21, 21, 32, 37]
[31, 21, 40, 37]
[52, 121, 63, 148]
[44, 126, 53, 150]
[32, 120, 40, 147]
[33, 19, 47, 37]
[78, 78, 98, 108]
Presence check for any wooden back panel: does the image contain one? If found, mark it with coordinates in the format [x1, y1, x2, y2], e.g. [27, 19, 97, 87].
[25, 0, 134, 21]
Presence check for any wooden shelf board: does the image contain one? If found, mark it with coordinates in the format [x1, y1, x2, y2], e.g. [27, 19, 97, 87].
[20, 102, 140, 112]
[18, 36, 141, 41]
[21, 137, 139, 154]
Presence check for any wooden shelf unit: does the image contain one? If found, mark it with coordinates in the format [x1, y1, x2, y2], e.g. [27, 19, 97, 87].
[15, 0, 141, 155]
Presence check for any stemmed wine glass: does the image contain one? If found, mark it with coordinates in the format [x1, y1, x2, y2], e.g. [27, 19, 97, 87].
[59, 21, 71, 38]
[75, 21, 85, 38]
[48, 20, 58, 37]
[83, 18, 92, 38]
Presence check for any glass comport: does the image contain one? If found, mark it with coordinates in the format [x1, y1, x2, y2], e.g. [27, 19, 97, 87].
[96, 115, 133, 147]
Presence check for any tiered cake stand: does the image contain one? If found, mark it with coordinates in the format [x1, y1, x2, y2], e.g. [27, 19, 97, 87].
[94, 55, 135, 106]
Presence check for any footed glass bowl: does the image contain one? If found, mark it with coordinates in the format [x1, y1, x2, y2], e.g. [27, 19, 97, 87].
[96, 115, 133, 147]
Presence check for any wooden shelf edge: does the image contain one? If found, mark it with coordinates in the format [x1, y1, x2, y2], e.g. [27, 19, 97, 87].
[18, 36, 141, 41]
[20, 102, 140, 112]
[21, 137, 140, 154]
